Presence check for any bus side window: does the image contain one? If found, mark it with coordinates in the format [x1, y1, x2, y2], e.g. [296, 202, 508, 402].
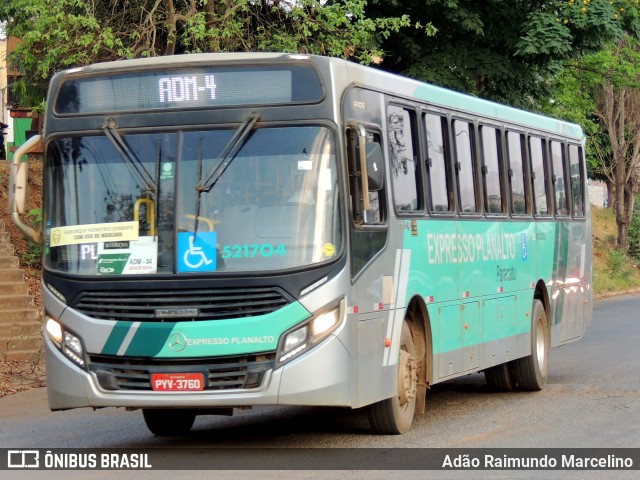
[529, 136, 549, 216]
[453, 119, 478, 214]
[424, 113, 452, 213]
[346, 127, 385, 225]
[388, 105, 421, 213]
[346, 126, 388, 278]
[480, 125, 504, 214]
[569, 144, 585, 217]
[550, 140, 569, 216]
[506, 131, 529, 215]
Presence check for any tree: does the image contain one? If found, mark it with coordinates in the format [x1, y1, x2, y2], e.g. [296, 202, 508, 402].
[549, 36, 640, 251]
[0, 0, 425, 108]
[586, 39, 640, 252]
[367, 0, 640, 108]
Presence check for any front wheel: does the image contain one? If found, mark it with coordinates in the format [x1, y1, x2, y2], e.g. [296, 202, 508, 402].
[142, 409, 196, 436]
[368, 320, 418, 434]
[513, 299, 550, 390]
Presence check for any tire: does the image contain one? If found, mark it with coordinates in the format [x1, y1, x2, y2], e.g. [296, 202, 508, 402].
[368, 320, 418, 434]
[484, 361, 517, 391]
[143, 409, 196, 436]
[513, 299, 550, 390]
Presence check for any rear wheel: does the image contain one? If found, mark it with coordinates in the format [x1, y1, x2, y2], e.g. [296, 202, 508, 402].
[368, 320, 418, 434]
[142, 409, 196, 436]
[513, 299, 549, 390]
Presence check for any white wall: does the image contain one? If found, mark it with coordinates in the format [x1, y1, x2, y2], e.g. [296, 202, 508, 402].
[588, 181, 608, 208]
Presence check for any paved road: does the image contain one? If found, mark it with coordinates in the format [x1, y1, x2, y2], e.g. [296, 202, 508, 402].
[1, 294, 639, 479]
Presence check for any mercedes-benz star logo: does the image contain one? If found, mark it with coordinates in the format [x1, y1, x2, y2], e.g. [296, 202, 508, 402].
[168, 332, 188, 352]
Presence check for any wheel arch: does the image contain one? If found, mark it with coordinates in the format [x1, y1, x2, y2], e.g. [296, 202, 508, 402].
[534, 279, 550, 317]
[404, 295, 433, 413]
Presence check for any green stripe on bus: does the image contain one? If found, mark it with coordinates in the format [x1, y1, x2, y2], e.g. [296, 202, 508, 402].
[124, 322, 175, 357]
[412, 84, 583, 138]
[118, 301, 311, 358]
[101, 321, 134, 356]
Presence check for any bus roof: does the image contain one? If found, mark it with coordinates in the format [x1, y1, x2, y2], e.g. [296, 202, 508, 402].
[57, 52, 584, 140]
[335, 58, 584, 140]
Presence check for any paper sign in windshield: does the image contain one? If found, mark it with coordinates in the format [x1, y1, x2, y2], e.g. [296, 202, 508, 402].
[50, 221, 139, 247]
[97, 236, 158, 275]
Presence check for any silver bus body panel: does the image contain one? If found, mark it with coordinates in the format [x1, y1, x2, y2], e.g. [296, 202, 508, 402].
[45, 332, 352, 411]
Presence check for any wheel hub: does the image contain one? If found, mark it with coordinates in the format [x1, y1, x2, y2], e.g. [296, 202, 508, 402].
[398, 348, 417, 405]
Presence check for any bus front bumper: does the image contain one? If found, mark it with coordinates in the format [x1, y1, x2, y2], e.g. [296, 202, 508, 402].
[45, 334, 353, 411]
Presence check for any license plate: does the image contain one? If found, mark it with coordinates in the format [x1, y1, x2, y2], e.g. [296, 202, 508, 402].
[151, 373, 205, 391]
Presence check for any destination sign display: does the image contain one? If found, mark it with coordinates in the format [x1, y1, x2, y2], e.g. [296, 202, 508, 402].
[54, 65, 323, 114]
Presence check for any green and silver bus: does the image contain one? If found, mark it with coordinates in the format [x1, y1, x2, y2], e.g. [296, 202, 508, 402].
[10, 53, 592, 435]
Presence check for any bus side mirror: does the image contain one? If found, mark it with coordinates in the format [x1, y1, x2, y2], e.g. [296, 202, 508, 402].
[365, 142, 384, 191]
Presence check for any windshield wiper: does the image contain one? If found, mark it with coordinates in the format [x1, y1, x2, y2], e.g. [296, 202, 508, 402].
[196, 112, 260, 193]
[102, 118, 157, 192]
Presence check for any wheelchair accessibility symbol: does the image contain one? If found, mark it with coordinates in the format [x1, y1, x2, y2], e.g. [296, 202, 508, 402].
[178, 232, 217, 272]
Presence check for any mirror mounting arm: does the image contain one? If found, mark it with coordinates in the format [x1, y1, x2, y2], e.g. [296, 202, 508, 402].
[9, 135, 42, 245]
[356, 125, 371, 212]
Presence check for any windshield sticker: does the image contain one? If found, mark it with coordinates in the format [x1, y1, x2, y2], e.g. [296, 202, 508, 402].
[97, 236, 158, 275]
[178, 232, 218, 272]
[160, 162, 175, 180]
[50, 221, 139, 247]
[298, 160, 313, 171]
[220, 243, 286, 259]
[322, 243, 336, 259]
[80, 243, 98, 261]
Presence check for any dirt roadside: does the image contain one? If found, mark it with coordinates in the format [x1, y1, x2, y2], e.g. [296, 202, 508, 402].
[0, 158, 46, 397]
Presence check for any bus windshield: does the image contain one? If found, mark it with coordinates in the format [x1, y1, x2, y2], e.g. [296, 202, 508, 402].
[44, 125, 342, 275]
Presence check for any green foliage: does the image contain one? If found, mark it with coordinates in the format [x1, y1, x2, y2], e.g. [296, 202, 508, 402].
[19, 241, 42, 268]
[543, 34, 640, 183]
[628, 196, 640, 260]
[5, 0, 639, 111]
[367, 0, 640, 108]
[539, 54, 605, 179]
[592, 207, 640, 294]
[557, 36, 640, 252]
[0, 0, 429, 108]
[607, 248, 628, 275]
[18, 208, 43, 267]
[594, 248, 640, 293]
[579, 37, 640, 89]
[518, 0, 627, 57]
[26, 208, 42, 231]
[516, 12, 574, 56]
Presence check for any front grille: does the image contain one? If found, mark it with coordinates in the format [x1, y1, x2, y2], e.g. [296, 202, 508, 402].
[73, 286, 290, 321]
[89, 353, 275, 391]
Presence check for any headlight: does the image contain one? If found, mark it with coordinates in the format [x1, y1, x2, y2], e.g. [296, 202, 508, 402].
[45, 318, 63, 344]
[283, 326, 308, 355]
[277, 299, 345, 366]
[45, 315, 87, 368]
[312, 308, 339, 336]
